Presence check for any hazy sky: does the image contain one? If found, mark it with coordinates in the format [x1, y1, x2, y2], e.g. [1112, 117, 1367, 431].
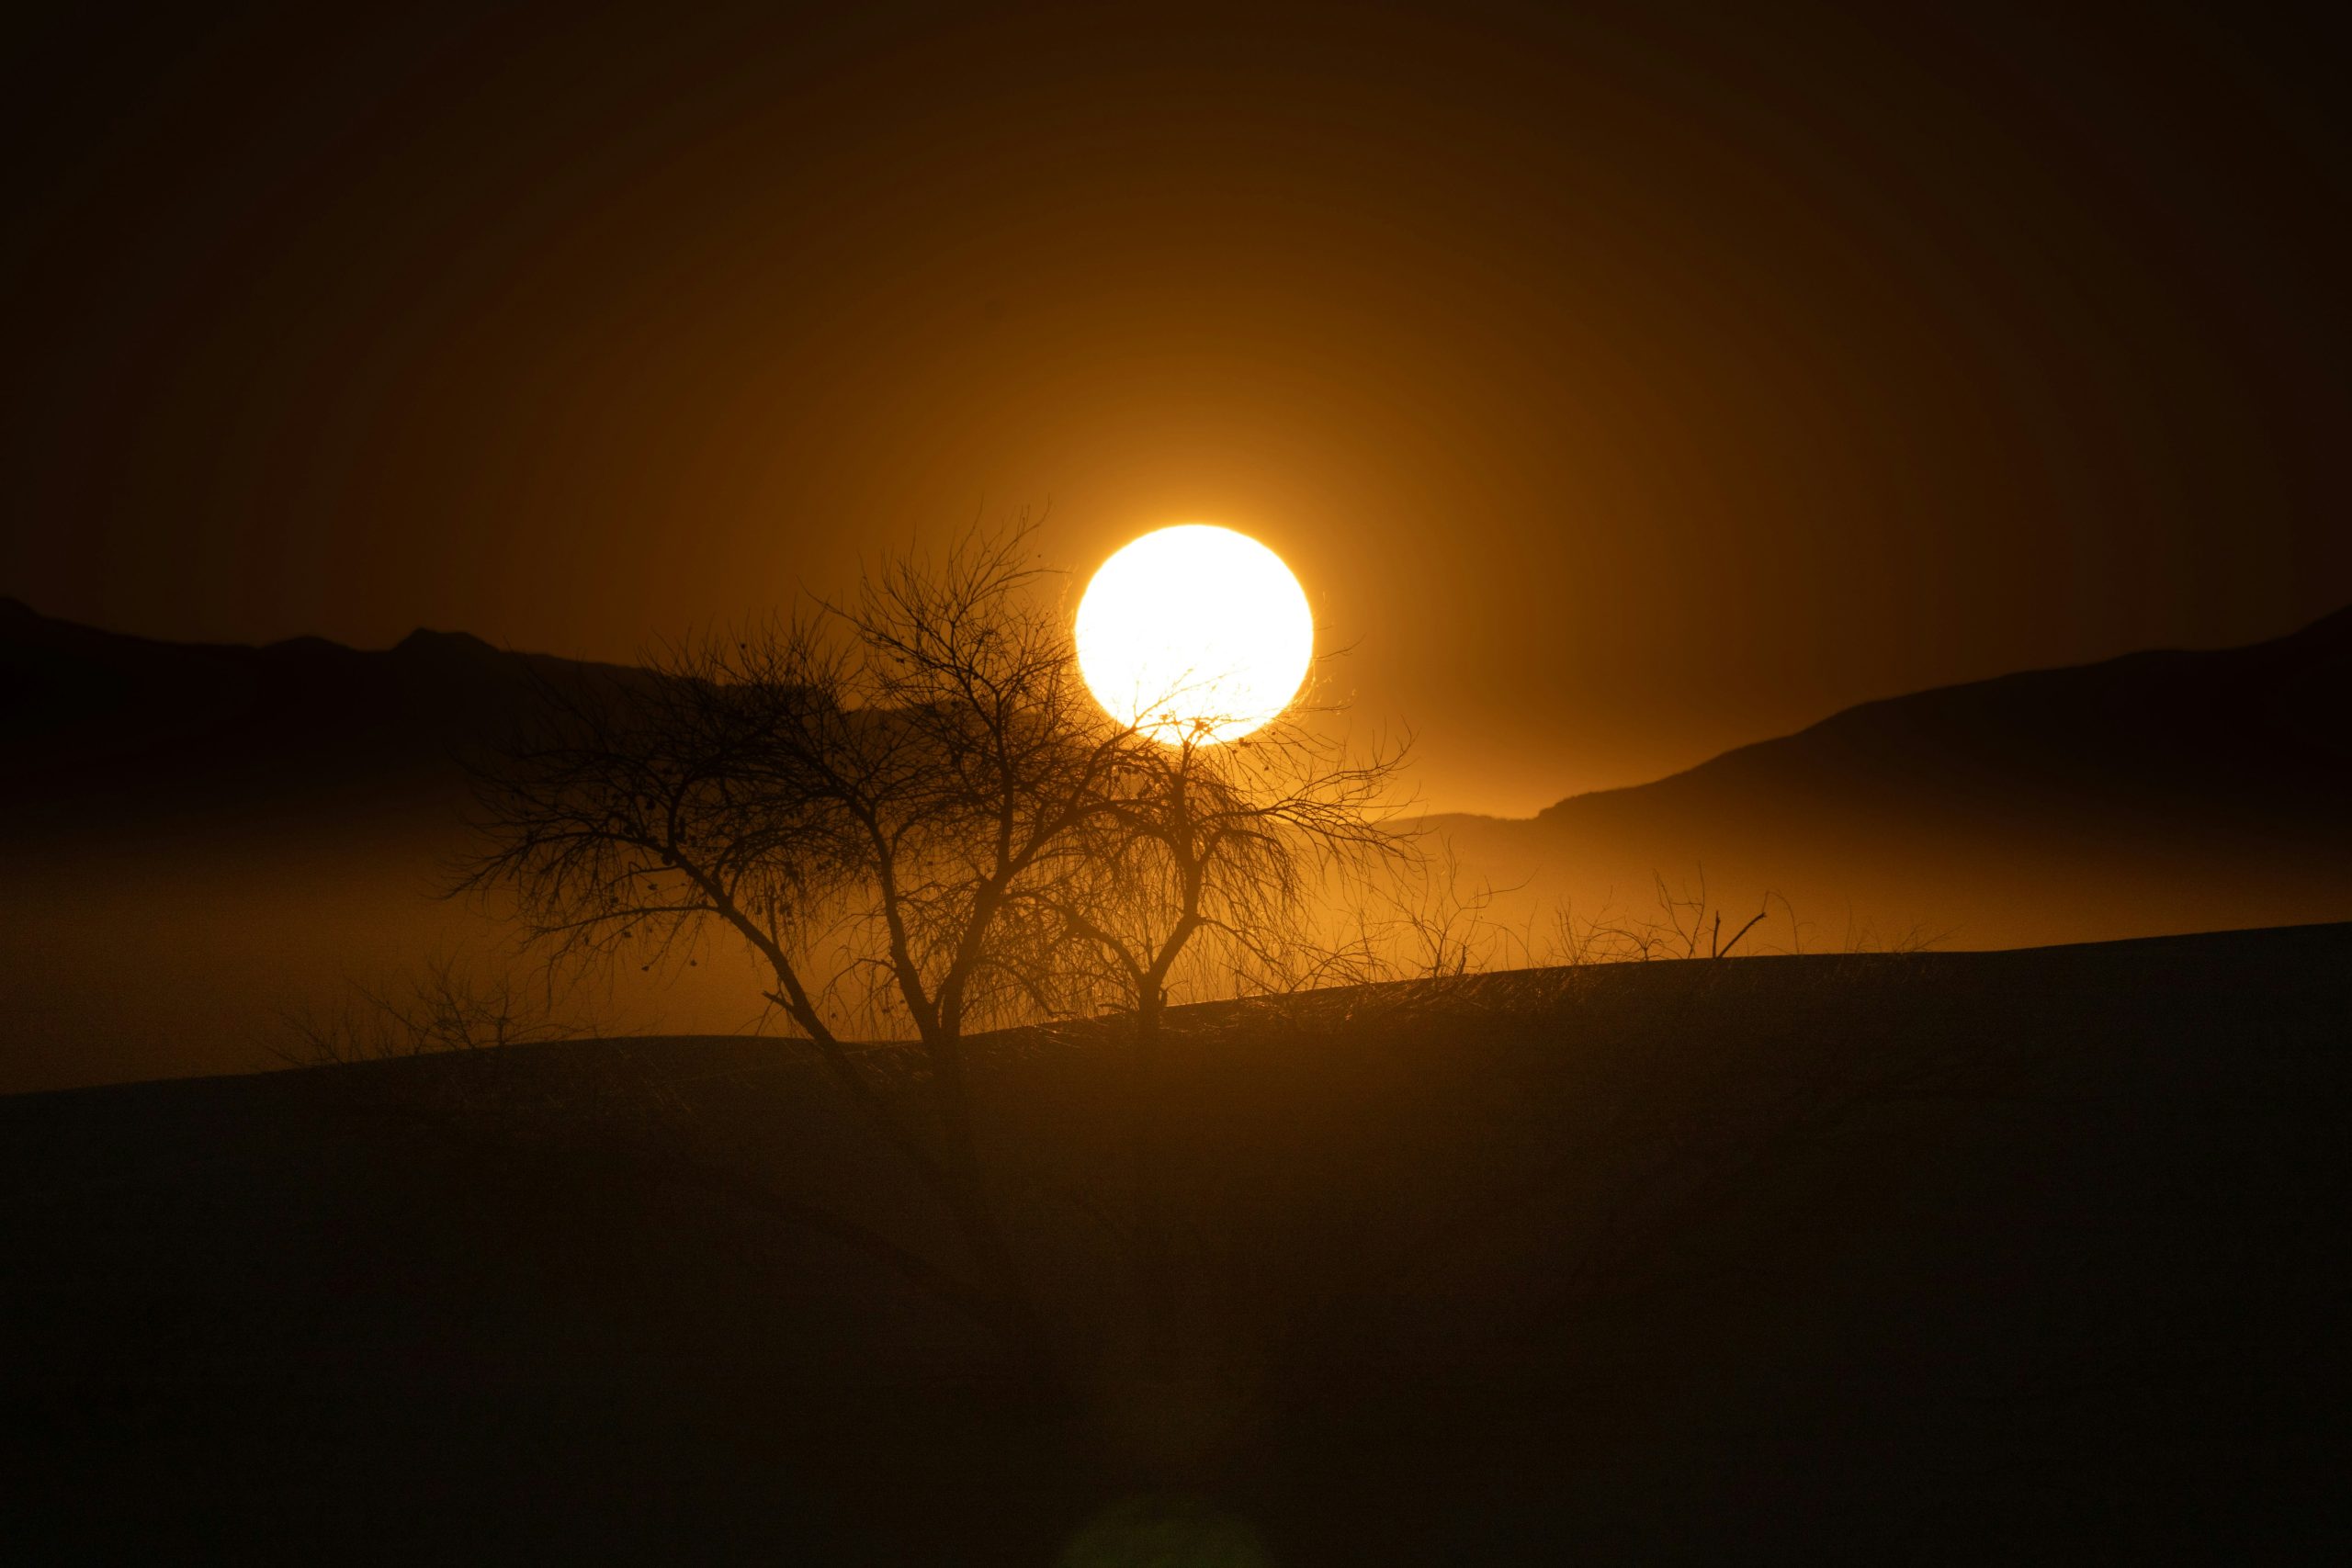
[6, 2, 2350, 814]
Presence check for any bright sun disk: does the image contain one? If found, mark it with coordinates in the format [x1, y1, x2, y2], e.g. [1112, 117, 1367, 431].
[1074, 524, 1314, 744]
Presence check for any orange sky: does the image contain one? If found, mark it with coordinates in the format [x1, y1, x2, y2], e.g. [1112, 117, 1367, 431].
[6, 3, 2350, 814]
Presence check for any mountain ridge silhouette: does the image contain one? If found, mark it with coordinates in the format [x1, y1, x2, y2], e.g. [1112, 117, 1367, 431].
[8, 596, 2345, 824]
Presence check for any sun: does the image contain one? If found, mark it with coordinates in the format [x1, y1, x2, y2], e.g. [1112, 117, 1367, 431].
[1075, 524, 1314, 744]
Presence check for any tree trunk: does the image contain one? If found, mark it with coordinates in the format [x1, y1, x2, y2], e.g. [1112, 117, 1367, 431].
[922, 1029, 1064, 1404]
[1130, 987, 1171, 1316]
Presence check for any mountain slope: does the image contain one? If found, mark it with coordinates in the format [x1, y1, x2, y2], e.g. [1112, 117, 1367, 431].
[0, 602, 763, 1093]
[1429, 606, 2352, 951]
[0, 594, 644, 833]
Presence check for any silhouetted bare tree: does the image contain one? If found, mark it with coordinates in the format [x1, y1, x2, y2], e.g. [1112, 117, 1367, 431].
[462, 525, 1414, 1376]
[460, 526, 1140, 1367]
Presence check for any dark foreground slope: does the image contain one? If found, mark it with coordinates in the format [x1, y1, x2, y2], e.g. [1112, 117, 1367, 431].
[5, 923, 2347, 1562]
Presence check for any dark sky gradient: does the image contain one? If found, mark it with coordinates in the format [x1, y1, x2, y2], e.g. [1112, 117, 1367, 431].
[6, 2, 2349, 813]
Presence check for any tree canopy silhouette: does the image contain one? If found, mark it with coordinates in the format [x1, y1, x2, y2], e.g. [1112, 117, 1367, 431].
[462, 525, 1411, 1368]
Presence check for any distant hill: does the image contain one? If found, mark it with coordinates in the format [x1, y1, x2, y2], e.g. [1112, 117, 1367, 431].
[5, 926, 2346, 1562]
[0, 602, 764, 1093]
[0, 594, 644, 834]
[1428, 605, 2352, 953]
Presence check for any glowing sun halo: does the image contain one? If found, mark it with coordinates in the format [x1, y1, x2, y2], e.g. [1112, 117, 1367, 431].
[1075, 525, 1314, 744]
